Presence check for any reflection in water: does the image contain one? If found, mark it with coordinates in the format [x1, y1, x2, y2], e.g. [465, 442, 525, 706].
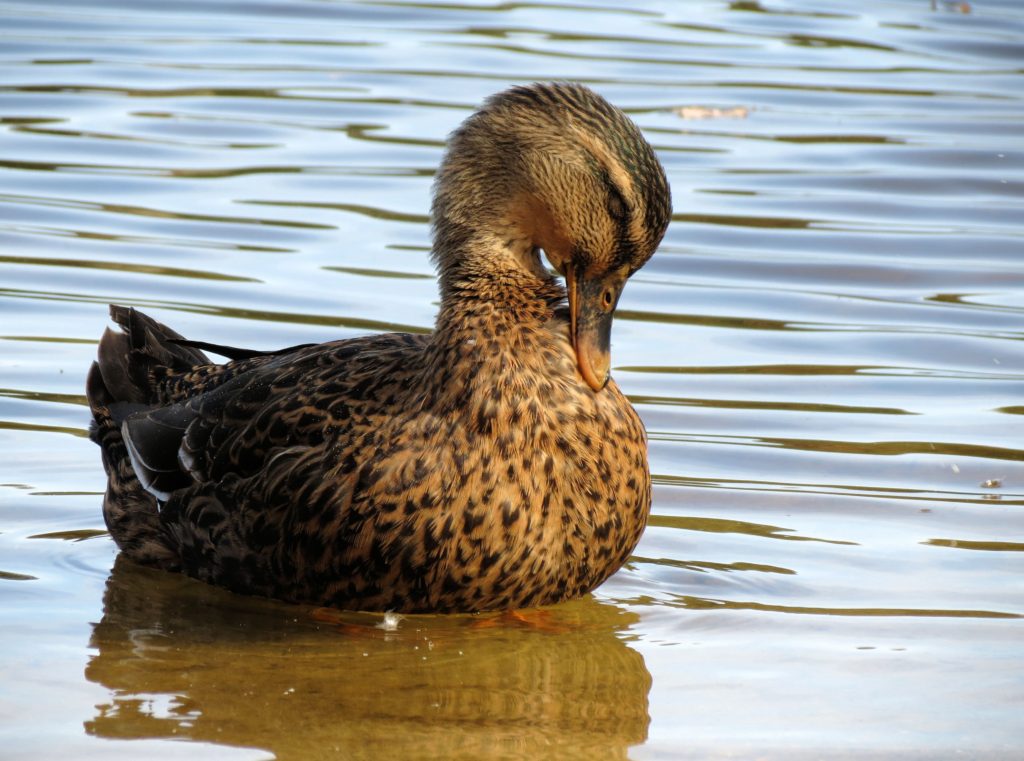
[85, 558, 651, 761]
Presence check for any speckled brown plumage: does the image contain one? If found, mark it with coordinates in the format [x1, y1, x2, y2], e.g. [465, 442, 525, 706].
[86, 82, 672, 613]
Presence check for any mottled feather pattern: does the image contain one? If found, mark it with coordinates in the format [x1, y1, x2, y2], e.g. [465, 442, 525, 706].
[87, 82, 669, 613]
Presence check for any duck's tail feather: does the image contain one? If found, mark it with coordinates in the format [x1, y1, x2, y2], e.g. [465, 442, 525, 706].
[96, 305, 211, 406]
[87, 305, 204, 569]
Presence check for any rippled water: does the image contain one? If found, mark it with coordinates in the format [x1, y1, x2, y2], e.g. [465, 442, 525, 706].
[2, 0, 1023, 758]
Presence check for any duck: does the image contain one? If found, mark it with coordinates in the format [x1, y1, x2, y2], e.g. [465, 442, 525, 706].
[86, 82, 672, 613]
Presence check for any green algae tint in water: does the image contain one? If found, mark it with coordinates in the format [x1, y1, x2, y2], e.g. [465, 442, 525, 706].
[1, 0, 1023, 759]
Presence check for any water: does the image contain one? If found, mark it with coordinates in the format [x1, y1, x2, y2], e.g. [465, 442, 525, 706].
[1, 0, 1022, 758]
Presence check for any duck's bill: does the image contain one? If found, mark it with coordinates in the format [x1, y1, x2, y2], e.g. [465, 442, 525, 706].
[565, 266, 615, 392]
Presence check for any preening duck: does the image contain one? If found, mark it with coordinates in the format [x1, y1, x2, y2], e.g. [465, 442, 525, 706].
[87, 82, 672, 613]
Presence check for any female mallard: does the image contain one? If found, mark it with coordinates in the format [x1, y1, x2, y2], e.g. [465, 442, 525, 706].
[87, 82, 672, 613]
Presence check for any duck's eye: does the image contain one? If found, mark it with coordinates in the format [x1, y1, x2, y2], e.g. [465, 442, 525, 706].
[607, 192, 628, 222]
[601, 288, 615, 310]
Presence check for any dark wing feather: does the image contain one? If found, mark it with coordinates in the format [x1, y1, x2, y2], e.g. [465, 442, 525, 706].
[121, 402, 198, 500]
[119, 343, 328, 502]
[167, 338, 316, 362]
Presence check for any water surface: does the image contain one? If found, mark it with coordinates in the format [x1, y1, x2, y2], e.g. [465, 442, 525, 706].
[1, 0, 1023, 758]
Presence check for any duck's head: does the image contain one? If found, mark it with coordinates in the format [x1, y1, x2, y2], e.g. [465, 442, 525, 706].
[432, 82, 672, 392]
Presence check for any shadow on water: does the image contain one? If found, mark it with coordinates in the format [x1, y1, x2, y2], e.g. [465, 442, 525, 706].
[84, 557, 652, 761]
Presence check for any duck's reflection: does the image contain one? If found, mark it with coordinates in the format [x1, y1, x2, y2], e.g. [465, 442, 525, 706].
[85, 557, 651, 760]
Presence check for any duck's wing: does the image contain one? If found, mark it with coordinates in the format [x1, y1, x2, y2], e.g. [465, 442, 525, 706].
[91, 306, 423, 501]
[120, 400, 196, 500]
[119, 332, 423, 503]
[121, 331, 428, 601]
[90, 305, 427, 594]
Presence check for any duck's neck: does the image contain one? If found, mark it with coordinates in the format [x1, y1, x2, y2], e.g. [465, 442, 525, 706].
[425, 226, 568, 394]
[432, 214, 563, 310]
[433, 211, 546, 288]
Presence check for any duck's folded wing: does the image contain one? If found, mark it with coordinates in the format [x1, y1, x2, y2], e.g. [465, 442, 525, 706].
[121, 402, 197, 500]
[119, 371, 271, 502]
[118, 354, 341, 506]
[119, 361, 263, 502]
[119, 331, 424, 507]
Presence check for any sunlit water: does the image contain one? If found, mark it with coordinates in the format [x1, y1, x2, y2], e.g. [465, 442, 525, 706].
[1, 0, 1022, 758]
